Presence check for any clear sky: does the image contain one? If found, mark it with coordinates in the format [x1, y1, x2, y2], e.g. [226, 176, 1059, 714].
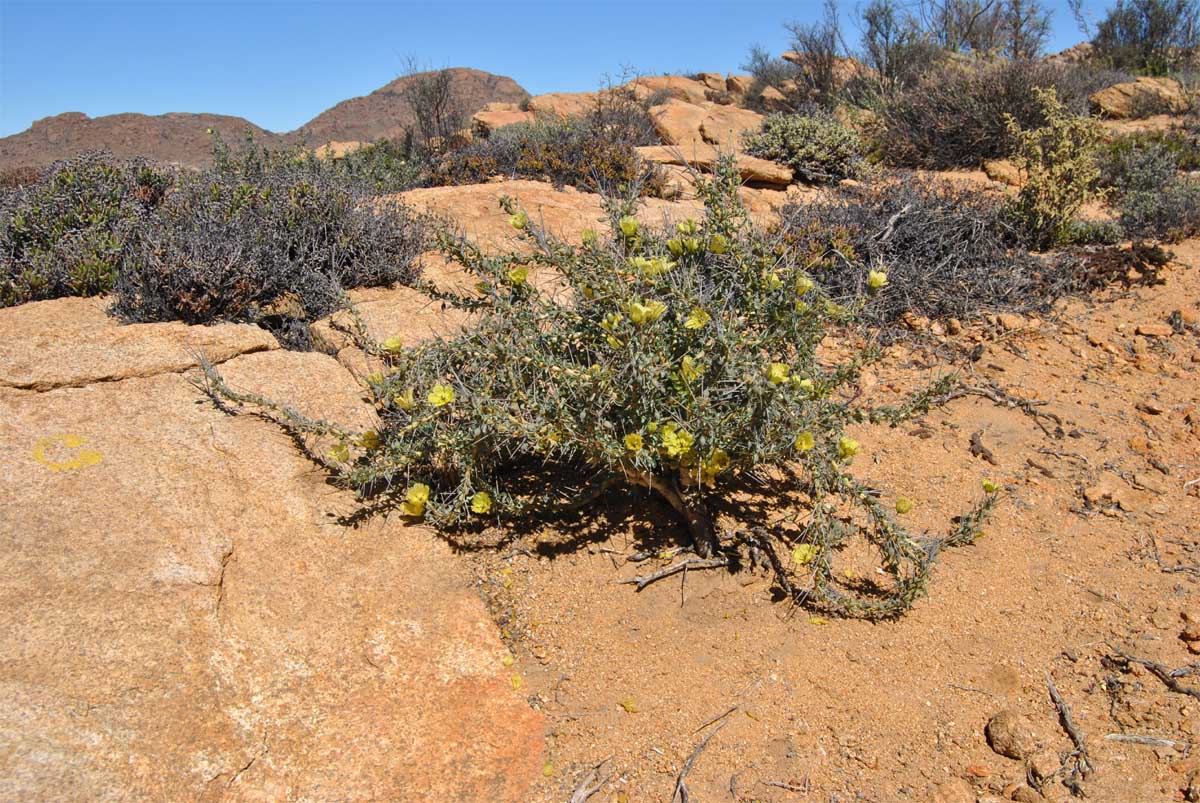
[0, 0, 1110, 138]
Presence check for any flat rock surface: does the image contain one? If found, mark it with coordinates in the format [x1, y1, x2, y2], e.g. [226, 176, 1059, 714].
[0, 297, 278, 392]
[0, 341, 543, 801]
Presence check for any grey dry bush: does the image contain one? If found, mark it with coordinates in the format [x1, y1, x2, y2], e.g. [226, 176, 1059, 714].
[112, 137, 428, 348]
[1103, 141, 1200, 241]
[743, 111, 866, 184]
[201, 158, 997, 620]
[778, 174, 1052, 326]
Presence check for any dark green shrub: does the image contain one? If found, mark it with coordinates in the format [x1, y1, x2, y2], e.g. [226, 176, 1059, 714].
[0, 153, 172, 307]
[203, 158, 995, 620]
[874, 60, 1125, 168]
[1100, 127, 1200, 177]
[778, 174, 1051, 324]
[744, 111, 865, 184]
[112, 139, 427, 348]
[317, 137, 428, 194]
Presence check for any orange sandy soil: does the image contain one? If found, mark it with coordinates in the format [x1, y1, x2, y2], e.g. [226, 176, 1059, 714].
[464, 243, 1200, 803]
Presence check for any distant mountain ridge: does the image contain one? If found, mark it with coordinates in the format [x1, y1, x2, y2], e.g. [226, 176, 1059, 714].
[0, 68, 529, 171]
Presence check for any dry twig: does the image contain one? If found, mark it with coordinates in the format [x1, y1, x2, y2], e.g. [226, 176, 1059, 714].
[1047, 672, 1094, 780]
[568, 757, 610, 803]
[618, 557, 729, 591]
[672, 719, 729, 803]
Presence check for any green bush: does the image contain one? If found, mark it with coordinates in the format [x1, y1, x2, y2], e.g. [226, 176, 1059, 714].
[1091, 0, 1200, 74]
[317, 137, 428, 194]
[1004, 88, 1104, 250]
[1100, 127, 1200, 177]
[202, 159, 994, 619]
[0, 153, 171, 307]
[743, 111, 865, 184]
[112, 137, 428, 348]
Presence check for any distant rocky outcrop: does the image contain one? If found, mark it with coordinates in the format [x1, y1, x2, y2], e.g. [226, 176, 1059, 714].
[0, 68, 528, 171]
[1089, 76, 1190, 119]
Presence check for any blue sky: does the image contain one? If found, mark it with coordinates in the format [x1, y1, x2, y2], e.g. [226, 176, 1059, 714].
[1, 0, 1109, 138]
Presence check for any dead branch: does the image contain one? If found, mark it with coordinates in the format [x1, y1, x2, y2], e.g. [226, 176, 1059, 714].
[1047, 672, 1094, 779]
[1114, 654, 1200, 702]
[618, 557, 729, 592]
[568, 757, 610, 803]
[1104, 733, 1188, 749]
[672, 719, 729, 803]
[970, 429, 999, 465]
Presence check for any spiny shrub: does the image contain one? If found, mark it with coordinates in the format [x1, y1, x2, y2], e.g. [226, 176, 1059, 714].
[0, 152, 172, 307]
[317, 137, 428, 194]
[1105, 141, 1200, 241]
[431, 115, 665, 196]
[743, 111, 865, 184]
[202, 159, 995, 619]
[778, 175, 1049, 325]
[874, 60, 1120, 168]
[1004, 88, 1104, 250]
[112, 138, 427, 348]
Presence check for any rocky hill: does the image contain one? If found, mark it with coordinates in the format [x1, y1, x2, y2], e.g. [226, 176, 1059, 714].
[0, 68, 528, 170]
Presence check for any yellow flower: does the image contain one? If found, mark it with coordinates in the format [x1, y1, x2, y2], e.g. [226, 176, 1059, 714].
[792, 543, 818, 565]
[706, 448, 730, 473]
[357, 430, 381, 450]
[708, 234, 728, 254]
[627, 299, 666, 326]
[393, 388, 417, 410]
[624, 433, 644, 452]
[676, 218, 698, 235]
[427, 384, 455, 407]
[381, 335, 404, 354]
[895, 497, 914, 514]
[684, 308, 710, 329]
[509, 211, 528, 230]
[825, 300, 847, 317]
[667, 237, 684, 257]
[659, 423, 694, 458]
[619, 216, 639, 238]
[601, 312, 623, 331]
[868, 270, 888, 290]
[794, 431, 815, 451]
[795, 275, 814, 295]
[400, 482, 431, 517]
[329, 442, 350, 463]
[763, 271, 783, 291]
[606, 334, 622, 348]
[982, 479, 1001, 494]
[507, 265, 529, 285]
[766, 362, 790, 385]
[795, 300, 810, 314]
[838, 436, 860, 460]
[684, 236, 701, 253]
[366, 371, 385, 386]
[679, 355, 702, 383]
[629, 256, 675, 277]
[471, 491, 493, 514]
[793, 376, 815, 395]
[581, 228, 597, 245]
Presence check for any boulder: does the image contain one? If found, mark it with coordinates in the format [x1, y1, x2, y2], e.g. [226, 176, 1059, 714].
[1089, 77, 1189, 119]
[625, 75, 710, 105]
[650, 100, 710, 147]
[695, 72, 727, 92]
[726, 74, 754, 96]
[472, 108, 535, 137]
[759, 84, 790, 111]
[0, 307, 545, 802]
[0, 296, 277, 392]
[982, 159, 1022, 187]
[700, 106, 765, 151]
[636, 144, 794, 186]
[525, 92, 596, 118]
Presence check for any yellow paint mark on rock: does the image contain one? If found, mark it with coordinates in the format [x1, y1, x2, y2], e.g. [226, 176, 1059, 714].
[32, 434, 103, 472]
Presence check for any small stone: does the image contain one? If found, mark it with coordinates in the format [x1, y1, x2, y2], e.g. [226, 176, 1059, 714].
[931, 777, 976, 803]
[986, 710, 1042, 761]
[947, 317, 964, 335]
[1013, 785, 1045, 802]
[1138, 399, 1167, 415]
[1151, 609, 1176, 629]
[1027, 748, 1061, 782]
[965, 763, 992, 777]
[997, 313, 1026, 331]
[1134, 473, 1168, 494]
[1136, 323, 1174, 338]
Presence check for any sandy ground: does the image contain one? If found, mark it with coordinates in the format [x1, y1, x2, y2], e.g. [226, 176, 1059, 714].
[463, 241, 1200, 803]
